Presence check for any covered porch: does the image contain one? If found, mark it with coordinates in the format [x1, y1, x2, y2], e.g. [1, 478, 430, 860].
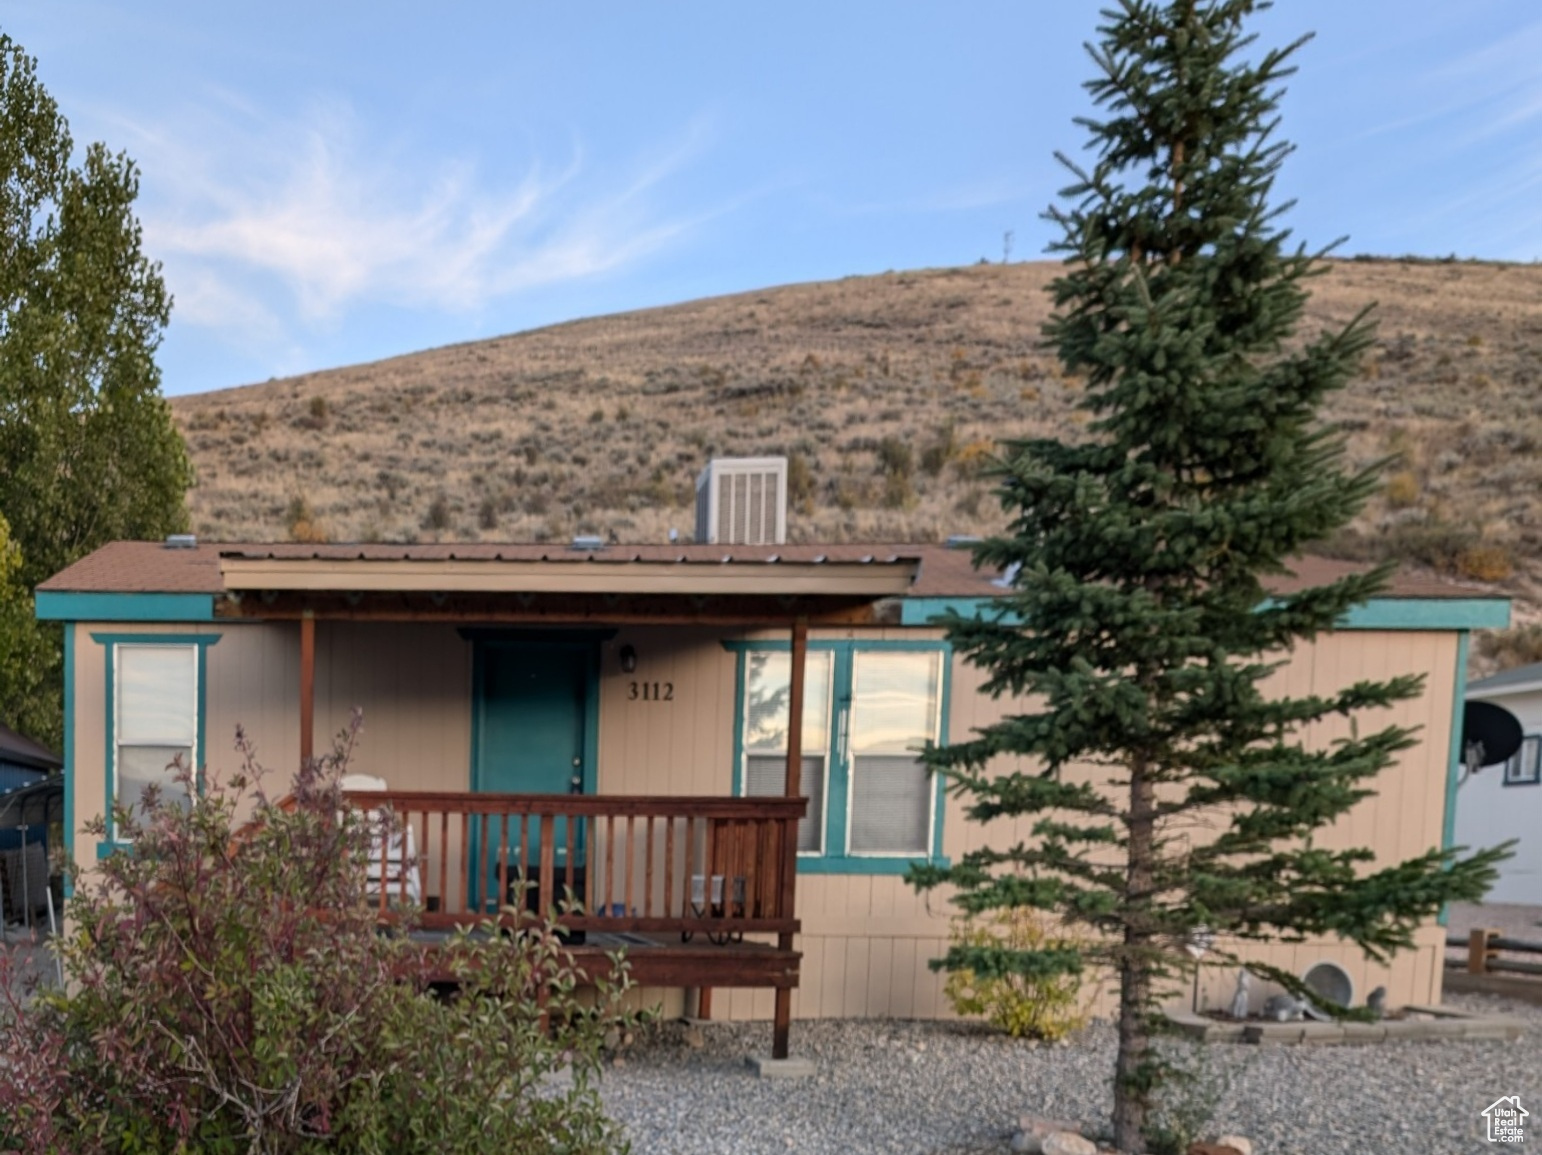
[217, 544, 922, 1058]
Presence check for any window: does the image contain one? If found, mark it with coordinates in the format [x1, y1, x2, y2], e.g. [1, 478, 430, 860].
[734, 642, 947, 868]
[1504, 735, 1541, 786]
[742, 651, 832, 853]
[848, 651, 942, 855]
[115, 644, 198, 812]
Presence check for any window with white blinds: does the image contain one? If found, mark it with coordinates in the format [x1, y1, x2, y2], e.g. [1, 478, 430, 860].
[115, 644, 198, 813]
[741, 650, 832, 853]
[735, 643, 947, 865]
[847, 652, 941, 855]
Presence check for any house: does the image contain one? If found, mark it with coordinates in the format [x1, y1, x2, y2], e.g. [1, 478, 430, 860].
[1454, 659, 1542, 904]
[35, 536, 1505, 1048]
[0, 721, 61, 791]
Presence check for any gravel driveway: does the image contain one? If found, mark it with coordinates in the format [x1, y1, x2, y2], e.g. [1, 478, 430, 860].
[599, 993, 1541, 1154]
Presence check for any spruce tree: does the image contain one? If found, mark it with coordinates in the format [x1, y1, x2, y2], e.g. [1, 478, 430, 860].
[909, 3, 1505, 1150]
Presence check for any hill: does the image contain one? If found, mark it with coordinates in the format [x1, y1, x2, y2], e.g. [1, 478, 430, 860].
[171, 257, 1542, 654]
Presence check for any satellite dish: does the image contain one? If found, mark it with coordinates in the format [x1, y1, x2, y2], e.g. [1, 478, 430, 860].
[1463, 700, 1524, 773]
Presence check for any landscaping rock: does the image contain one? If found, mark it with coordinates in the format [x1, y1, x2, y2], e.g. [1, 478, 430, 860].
[597, 994, 1542, 1154]
[1013, 1114, 1084, 1153]
[1214, 1136, 1253, 1155]
[1041, 1133, 1097, 1155]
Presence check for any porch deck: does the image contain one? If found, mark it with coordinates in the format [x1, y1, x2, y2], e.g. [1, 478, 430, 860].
[410, 928, 801, 990]
[350, 789, 806, 995]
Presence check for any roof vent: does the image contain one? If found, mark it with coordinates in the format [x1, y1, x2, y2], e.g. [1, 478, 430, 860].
[695, 457, 787, 545]
[570, 535, 605, 551]
[164, 534, 198, 550]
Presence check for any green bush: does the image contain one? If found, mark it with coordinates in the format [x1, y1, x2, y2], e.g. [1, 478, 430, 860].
[940, 910, 1093, 1040]
[0, 715, 636, 1154]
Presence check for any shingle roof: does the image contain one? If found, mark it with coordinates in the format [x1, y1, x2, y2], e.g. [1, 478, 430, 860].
[37, 539, 1493, 602]
[1469, 660, 1542, 697]
[0, 722, 61, 771]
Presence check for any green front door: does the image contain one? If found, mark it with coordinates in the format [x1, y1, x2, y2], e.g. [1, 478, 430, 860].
[472, 640, 595, 910]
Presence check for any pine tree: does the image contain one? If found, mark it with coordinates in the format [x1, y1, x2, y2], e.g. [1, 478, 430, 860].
[908, 4, 1506, 1150]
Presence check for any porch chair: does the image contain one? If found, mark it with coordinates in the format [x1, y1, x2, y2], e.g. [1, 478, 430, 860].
[340, 774, 422, 907]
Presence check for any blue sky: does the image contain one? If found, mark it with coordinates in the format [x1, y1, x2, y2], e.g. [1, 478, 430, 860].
[6, 2, 1540, 396]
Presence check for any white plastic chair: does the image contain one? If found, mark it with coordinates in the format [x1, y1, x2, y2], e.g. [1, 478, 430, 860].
[341, 775, 422, 906]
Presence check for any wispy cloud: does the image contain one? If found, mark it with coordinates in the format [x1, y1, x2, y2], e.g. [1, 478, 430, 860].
[105, 94, 708, 349]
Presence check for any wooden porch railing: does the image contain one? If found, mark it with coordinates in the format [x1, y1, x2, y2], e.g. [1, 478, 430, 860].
[344, 790, 806, 939]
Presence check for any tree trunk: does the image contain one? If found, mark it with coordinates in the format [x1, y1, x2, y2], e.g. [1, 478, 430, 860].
[1113, 755, 1157, 1153]
[1113, 945, 1153, 1152]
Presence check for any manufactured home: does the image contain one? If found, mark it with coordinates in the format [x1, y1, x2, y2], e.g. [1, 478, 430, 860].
[36, 536, 1505, 1053]
[1454, 660, 1542, 904]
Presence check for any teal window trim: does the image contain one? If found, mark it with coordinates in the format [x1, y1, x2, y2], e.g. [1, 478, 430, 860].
[1439, 630, 1471, 927]
[722, 639, 956, 653]
[37, 591, 216, 622]
[729, 639, 952, 875]
[900, 596, 1510, 632]
[90, 632, 221, 852]
[63, 624, 75, 896]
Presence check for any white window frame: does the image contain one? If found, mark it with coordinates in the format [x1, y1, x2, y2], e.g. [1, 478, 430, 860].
[1503, 734, 1541, 786]
[842, 649, 944, 859]
[738, 649, 834, 856]
[112, 642, 200, 822]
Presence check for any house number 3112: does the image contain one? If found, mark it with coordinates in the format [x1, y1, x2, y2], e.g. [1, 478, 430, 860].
[628, 681, 674, 702]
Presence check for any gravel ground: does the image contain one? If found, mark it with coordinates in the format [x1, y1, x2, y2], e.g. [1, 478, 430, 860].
[599, 993, 1542, 1154]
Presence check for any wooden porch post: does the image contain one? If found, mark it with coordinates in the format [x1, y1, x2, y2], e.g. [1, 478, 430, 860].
[773, 616, 808, 1060]
[299, 612, 315, 764]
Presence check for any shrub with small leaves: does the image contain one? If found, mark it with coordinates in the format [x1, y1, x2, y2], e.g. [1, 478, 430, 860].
[424, 492, 453, 532]
[285, 494, 328, 543]
[1476, 623, 1542, 671]
[1456, 543, 1514, 582]
[1382, 470, 1419, 509]
[940, 910, 1094, 1041]
[0, 714, 636, 1155]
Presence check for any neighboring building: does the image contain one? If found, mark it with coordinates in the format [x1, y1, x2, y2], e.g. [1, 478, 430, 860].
[0, 720, 61, 796]
[36, 537, 1505, 1038]
[1455, 659, 1542, 904]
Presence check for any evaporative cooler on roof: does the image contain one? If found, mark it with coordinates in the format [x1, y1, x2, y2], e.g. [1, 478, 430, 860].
[694, 457, 788, 545]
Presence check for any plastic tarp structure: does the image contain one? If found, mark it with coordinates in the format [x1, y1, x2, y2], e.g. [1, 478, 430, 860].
[0, 827, 48, 926]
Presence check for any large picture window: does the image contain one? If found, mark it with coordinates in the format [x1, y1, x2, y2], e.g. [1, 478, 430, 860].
[115, 644, 198, 812]
[734, 641, 946, 868]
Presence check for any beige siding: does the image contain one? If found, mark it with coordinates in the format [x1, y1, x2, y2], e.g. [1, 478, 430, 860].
[313, 622, 472, 791]
[67, 619, 1457, 1022]
[597, 628, 736, 797]
[69, 622, 472, 863]
[711, 628, 1456, 1021]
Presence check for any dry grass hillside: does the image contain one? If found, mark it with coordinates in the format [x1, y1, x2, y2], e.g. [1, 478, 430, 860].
[171, 257, 1542, 662]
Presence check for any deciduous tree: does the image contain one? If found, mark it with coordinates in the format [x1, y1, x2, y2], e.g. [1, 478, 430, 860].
[0, 33, 191, 744]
